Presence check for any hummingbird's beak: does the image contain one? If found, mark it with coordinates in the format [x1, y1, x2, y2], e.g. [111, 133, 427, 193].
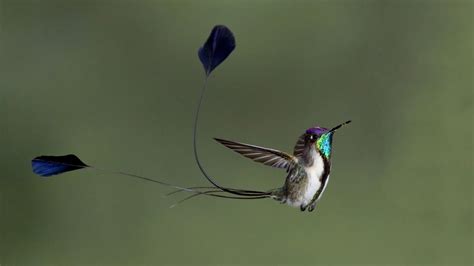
[327, 120, 352, 134]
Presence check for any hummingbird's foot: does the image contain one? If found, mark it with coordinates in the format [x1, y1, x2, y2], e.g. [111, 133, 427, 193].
[307, 203, 316, 212]
[300, 204, 307, 212]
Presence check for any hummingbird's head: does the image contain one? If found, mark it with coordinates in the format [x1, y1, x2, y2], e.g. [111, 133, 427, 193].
[305, 120, 351, 159]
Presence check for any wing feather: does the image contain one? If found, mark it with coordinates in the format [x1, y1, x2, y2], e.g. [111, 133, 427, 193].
[293, 133, 307, 157]
[214, 138, 296, 170]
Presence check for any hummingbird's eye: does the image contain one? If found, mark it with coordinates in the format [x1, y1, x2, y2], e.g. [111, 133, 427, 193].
[308, 134, 316, 141]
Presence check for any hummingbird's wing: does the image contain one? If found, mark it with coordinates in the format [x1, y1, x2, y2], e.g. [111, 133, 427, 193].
[293, 133, 307, 157]
[214, 138, 296, 169]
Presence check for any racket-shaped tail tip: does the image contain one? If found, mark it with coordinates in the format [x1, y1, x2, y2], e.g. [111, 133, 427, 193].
[32, 154, 89, 177]
[198, 25, 236, 76]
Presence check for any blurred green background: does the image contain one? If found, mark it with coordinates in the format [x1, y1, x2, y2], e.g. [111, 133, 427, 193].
[1, 0, 472, 265]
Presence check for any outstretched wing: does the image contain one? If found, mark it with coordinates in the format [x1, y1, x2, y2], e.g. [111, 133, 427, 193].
[214, 138, 296, 169]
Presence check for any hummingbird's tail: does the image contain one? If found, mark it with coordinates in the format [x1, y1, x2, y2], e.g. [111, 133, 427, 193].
[31, 154, 274, 207]
[167, 188, 271, 208]
[31, 26, 268, 208]
[165, 186, 281, 208]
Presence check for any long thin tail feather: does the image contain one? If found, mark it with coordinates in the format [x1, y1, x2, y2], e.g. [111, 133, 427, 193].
[192, 79, 271, 197]
[31, 155, 270, 203]
[169, 190, 269, 209]
[193, 26, 272, 198]
[165, 186, 217, 197]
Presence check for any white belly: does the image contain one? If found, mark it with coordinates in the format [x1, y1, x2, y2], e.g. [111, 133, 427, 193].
[286, 152, 325, 207]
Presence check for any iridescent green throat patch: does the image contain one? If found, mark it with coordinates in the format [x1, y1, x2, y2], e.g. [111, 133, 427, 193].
[316, 133, 333, 158]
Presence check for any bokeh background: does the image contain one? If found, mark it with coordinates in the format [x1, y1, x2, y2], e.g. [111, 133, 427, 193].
[1, 0, 472, 265]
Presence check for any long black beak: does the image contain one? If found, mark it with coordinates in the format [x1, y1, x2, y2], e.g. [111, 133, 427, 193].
[328, 120, 352, 134]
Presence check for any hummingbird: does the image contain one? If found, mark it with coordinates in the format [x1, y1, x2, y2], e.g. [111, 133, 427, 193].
[30, 120, 351, 212]
[30, 26, 352, 212]
[211, 120, 351, 212]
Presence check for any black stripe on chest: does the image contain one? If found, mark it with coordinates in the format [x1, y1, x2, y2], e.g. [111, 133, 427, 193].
[313, 151, 331, 201]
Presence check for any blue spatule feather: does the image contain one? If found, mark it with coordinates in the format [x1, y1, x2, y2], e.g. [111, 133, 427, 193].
[32, 154, 88, 177]
[198, 25, 236, 76]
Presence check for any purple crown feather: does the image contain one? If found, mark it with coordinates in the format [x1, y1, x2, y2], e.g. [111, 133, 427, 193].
[305, 127, 328, 135]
